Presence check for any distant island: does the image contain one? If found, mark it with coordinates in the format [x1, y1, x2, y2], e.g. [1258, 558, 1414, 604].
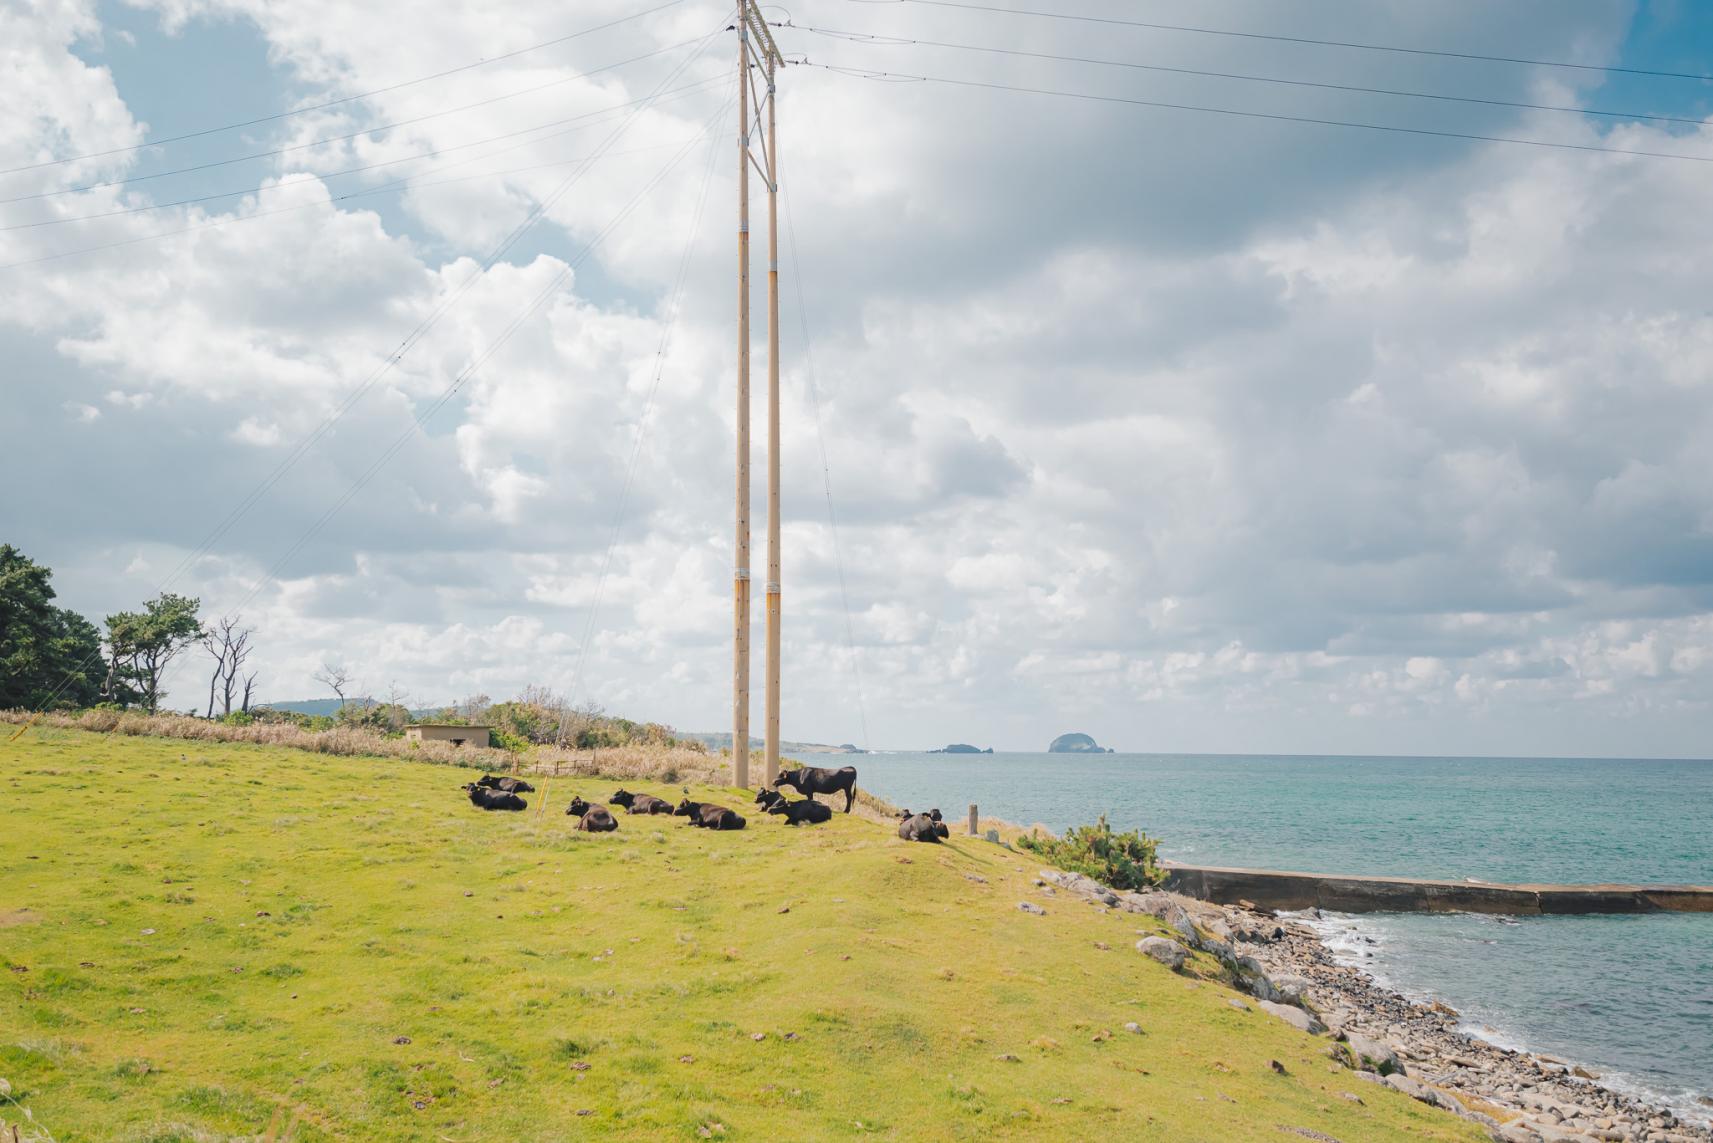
[1047, 732, 1113, 754]
[928, 743, 993, 754]
[684, 732, 865, 754]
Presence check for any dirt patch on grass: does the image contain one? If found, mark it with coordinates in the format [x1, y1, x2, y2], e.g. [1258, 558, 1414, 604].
[0, 907, 42, 927]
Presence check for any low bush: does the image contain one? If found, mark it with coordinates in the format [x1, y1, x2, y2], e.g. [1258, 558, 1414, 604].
[1017, 815, 1164, 890]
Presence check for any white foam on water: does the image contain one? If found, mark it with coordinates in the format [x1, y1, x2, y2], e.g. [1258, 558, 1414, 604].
[1292, 909, 1713, 1126]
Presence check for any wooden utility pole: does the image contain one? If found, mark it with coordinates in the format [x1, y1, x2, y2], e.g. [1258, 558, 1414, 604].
[733, 1, 784, 787]
[763, 47, 782, 787]
[732, 14, 752, 789]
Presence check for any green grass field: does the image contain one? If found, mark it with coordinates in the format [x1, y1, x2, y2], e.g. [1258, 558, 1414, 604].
[0, 730, 1484, 1141]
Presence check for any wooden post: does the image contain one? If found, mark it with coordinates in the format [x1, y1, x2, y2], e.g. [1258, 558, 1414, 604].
[763, 49, 782, 788]
[732, 17, 752, 789]
[968, 804, 979, 836]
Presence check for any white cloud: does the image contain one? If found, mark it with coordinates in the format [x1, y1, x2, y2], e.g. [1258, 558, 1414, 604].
[3, 0, 1711, 755]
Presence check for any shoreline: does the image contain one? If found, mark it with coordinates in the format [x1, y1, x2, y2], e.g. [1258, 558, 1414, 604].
[1034, 867, 1712, 1143]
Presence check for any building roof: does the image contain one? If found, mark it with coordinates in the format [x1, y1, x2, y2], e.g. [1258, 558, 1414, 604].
[409, 723, 491, 730]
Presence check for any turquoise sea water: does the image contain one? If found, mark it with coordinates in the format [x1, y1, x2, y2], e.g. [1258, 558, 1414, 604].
[853, 752, 1713, 1115]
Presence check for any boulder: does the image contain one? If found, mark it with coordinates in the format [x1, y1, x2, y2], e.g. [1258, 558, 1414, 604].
[1258, 1000, 1325, 1035]
[1017, 901, 1047, 916]
[1135, 937, 1187, 969]
[1343, 1032, 1402, 1076]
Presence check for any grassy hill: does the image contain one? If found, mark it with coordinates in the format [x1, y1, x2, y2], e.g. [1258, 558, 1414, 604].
[0, 730, 1483, 1141]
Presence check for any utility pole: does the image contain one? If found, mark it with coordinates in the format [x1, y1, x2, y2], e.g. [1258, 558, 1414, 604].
[733, 1, 784, 788]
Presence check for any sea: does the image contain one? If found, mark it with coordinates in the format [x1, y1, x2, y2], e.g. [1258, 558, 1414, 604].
[853, 751, 1713, 1118]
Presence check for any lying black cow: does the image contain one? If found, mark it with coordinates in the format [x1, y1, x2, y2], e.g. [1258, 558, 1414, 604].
[476, 774, 535, 793]
[897, 811, 948, 842]
[754, 788, 786, 811]
[463, 783, 526, 811]
[674, 798, 746, 831]
[774, 765, 857, 812]
[608, 789, 673, 815]
[565, 795, 619, 832]
[768, 797, 832, 826]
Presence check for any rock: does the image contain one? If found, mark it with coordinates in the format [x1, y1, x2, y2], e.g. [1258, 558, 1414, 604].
[1228, 999, 1249, 1011]
[1047, 732, 1111, 753]
[1258, 1000, 1325, 1035]
[1268, 974, 1314, 1004]
[1123, 1022, 1143, 1035]
[1135, 937, 1187, 969]
[1342, 1033, 1402, 1076]
[1017, 902, 1046, 916]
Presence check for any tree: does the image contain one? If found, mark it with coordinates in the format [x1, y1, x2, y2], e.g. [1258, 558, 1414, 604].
[241, 669, 259, 713]
[0, 544, 103, 709]
[200, 615, 254, 718]
[103, 593, 203, 713]
[313, 662, 352, 706]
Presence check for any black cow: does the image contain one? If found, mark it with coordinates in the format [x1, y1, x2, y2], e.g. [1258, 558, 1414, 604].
[898, 812, 947, 842]
[774, 765, 857, 812]
[754, 788, 786, 811]
[476, 774, 535, 793]
[768, 797, 832, 826]
[463, 783, 526, 811]
[576, 806, 618, 832]
[673, 798, 746, 831]
[609, 789, 673, 815]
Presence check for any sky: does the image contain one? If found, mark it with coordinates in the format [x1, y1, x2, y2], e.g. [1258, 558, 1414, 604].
[3, 0, 1713, 756]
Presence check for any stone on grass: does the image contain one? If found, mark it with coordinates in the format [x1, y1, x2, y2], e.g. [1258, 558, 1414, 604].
[1258, 1000, 1326, 1035]
[1018, 901, 1046, 915]
[1135, 936, 1187, 969]
[1343, 1033, 1402, 1076]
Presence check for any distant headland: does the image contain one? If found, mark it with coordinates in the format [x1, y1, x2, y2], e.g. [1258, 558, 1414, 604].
[928, 743, 993, 754]
[1048, 732, 1113, 754]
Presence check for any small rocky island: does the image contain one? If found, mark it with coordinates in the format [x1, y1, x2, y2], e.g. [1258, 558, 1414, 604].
[929, 743, 993, 754]
[1047, 732, 1113, 754]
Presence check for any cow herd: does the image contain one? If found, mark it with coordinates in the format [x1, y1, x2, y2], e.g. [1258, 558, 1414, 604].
[457, 764, 869, 837]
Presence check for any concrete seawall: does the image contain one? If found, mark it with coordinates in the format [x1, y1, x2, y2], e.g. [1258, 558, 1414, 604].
[1162, 863, 1713, 915]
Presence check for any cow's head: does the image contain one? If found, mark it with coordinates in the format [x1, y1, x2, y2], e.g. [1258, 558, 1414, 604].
[774, 768, 800, 788]
[566, 796, 592, 817]
[608, 789, 632, 805]
[673, 798, 698, 817]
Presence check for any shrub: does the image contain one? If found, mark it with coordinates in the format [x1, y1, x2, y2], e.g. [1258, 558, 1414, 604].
[219, 711, 254, 727]
[489, 727, 530, 754]
[1016, 815, 1163, 890]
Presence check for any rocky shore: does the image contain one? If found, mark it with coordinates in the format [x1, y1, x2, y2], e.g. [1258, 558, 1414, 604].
[1032, 868, 1712, 1143]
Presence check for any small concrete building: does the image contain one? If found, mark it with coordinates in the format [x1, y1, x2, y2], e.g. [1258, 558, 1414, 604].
[405, 724, 491, 749]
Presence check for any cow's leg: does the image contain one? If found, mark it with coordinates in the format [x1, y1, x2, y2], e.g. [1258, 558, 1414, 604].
[844, 785, 855, 812]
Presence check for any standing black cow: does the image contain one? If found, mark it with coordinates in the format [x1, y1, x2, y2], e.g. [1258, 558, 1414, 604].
[774, 765, 857, 813]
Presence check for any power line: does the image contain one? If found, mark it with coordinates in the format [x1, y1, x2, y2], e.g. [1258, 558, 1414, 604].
[0, 36, 708, 206]
[782, 182, 871, 753]
[872, 0, 1713, 84]
[146, 22, 733, 613]
[0, 0, 690, 176]
[224, 102, 735, 641]
[6, 18, 736, 726]
[0, 77, 725, 234]
[788, 23, 1713, 129]
[798, 61, 1713, 166]
[559, 102, 730, 743]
